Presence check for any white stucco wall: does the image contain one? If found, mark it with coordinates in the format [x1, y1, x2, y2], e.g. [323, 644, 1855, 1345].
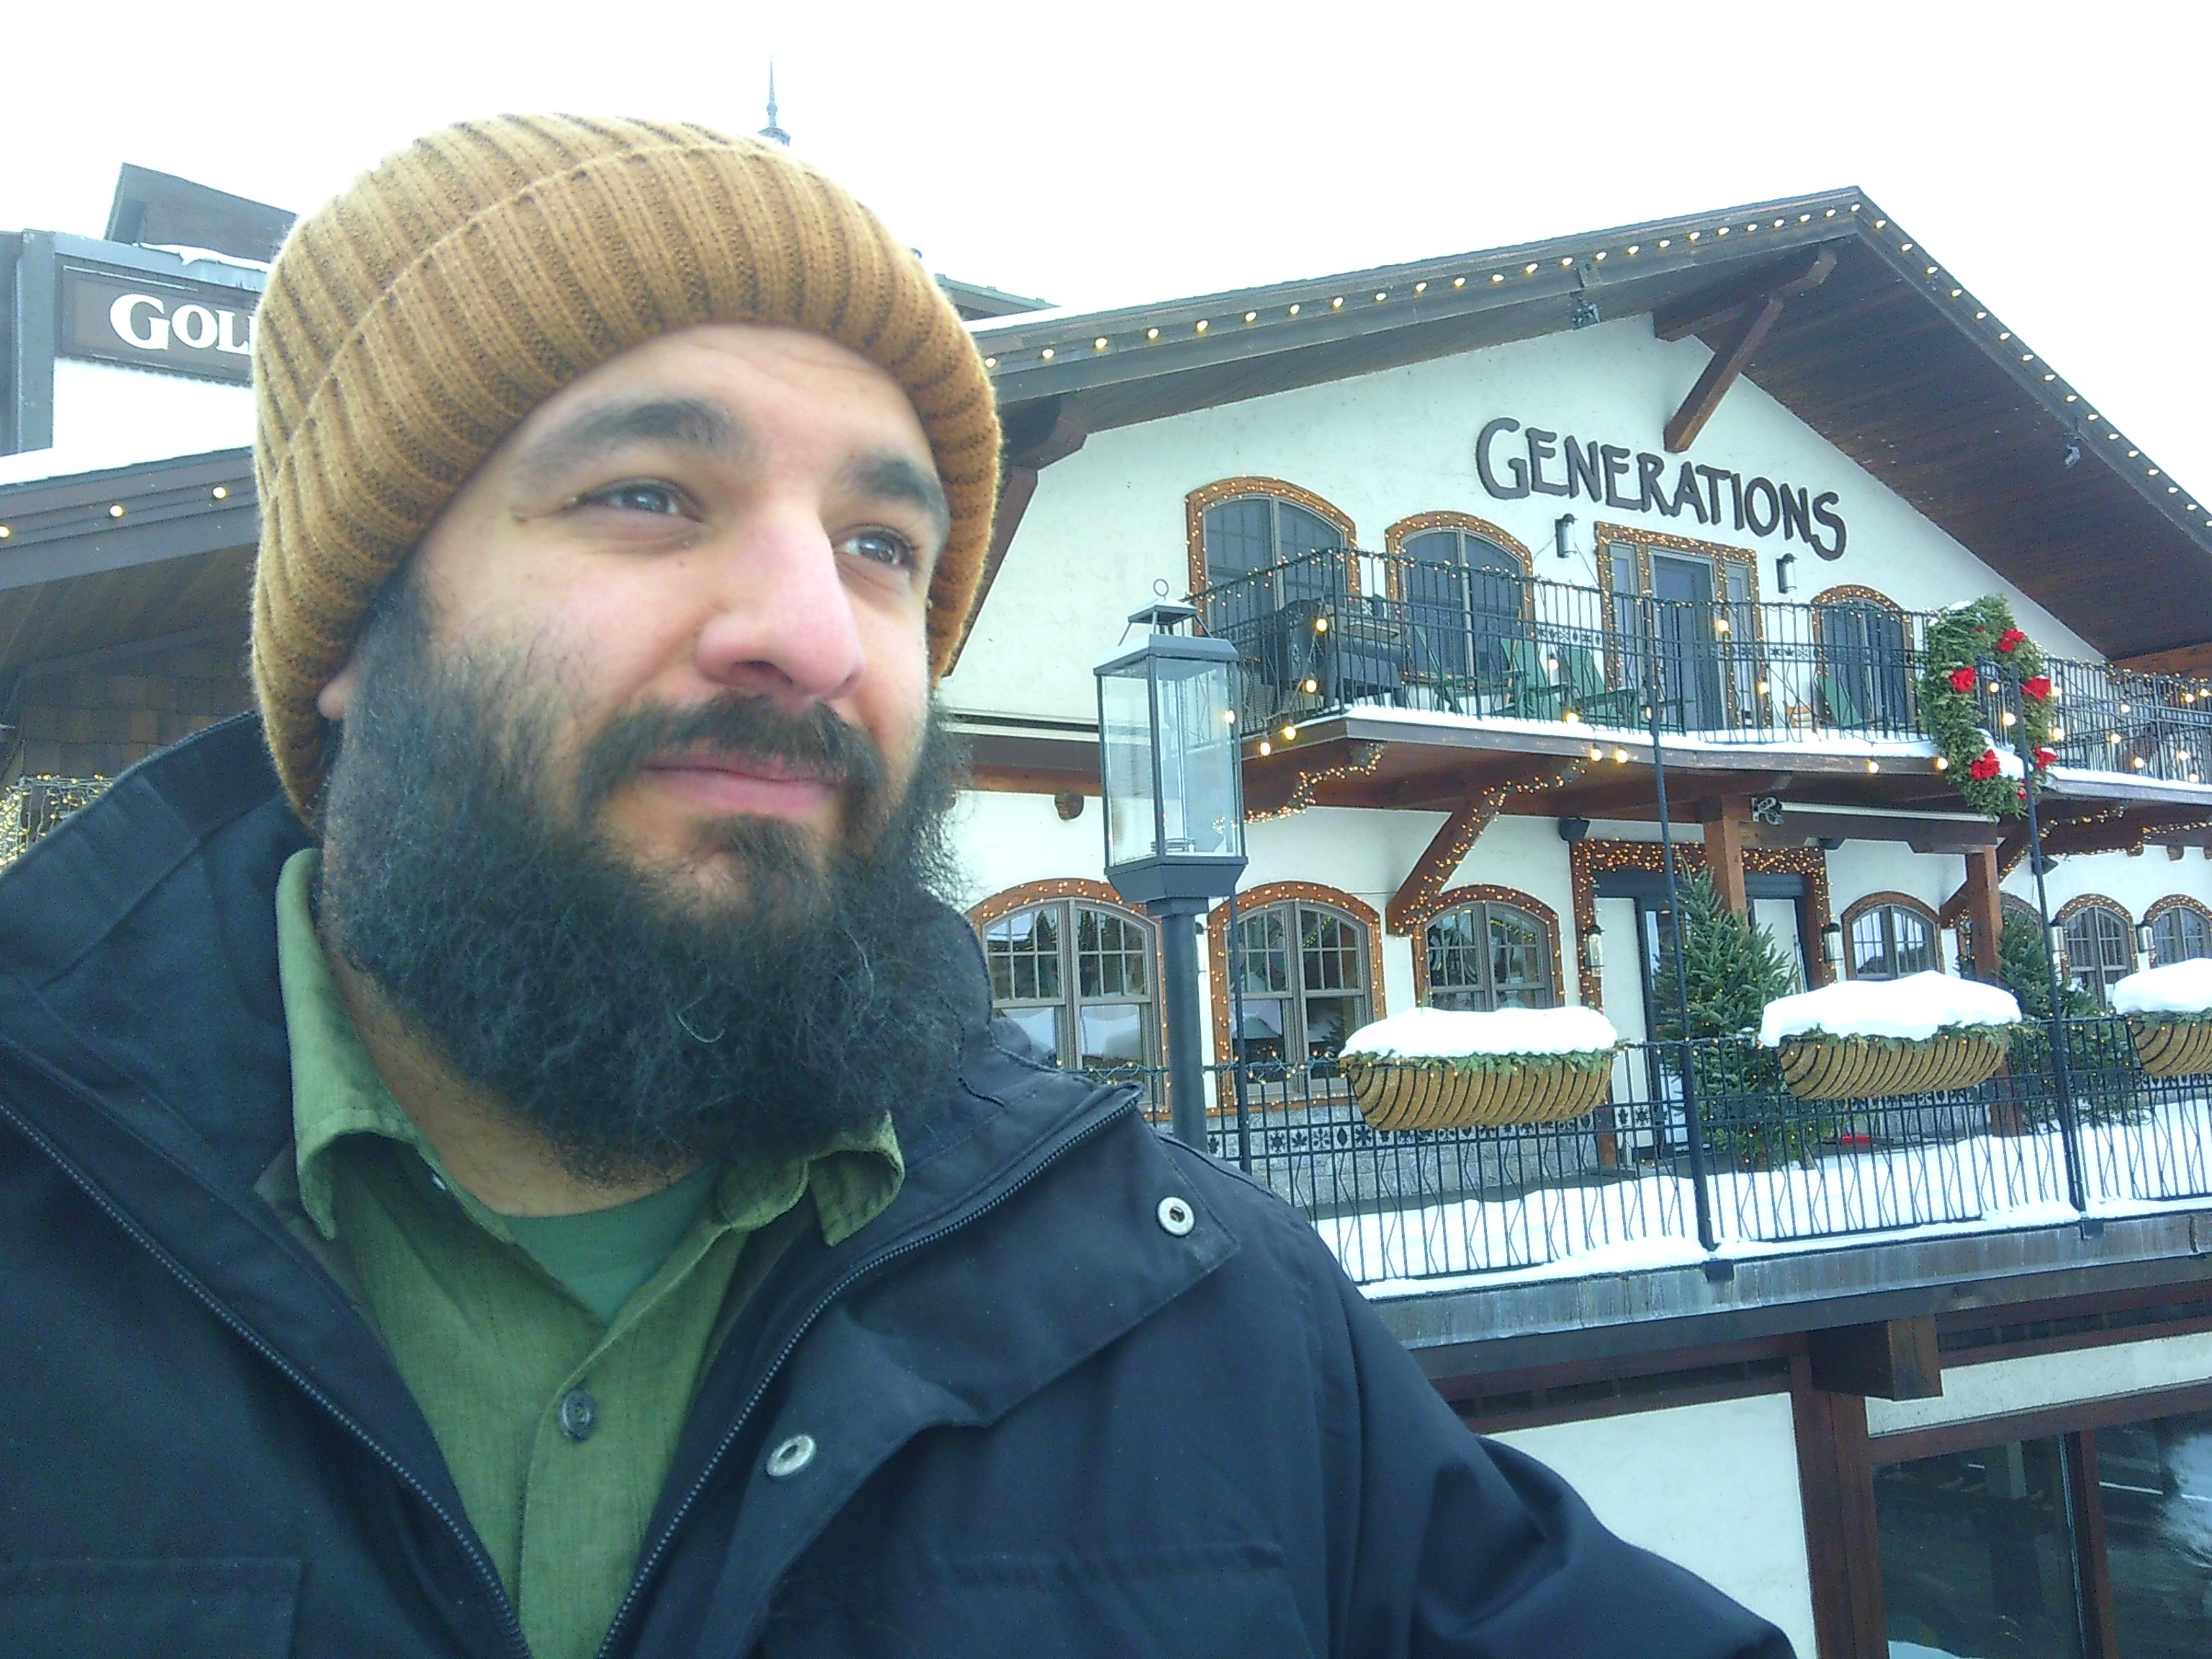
[941, 312, 2095, 726]
[0, 358, 256, 486]
[1492, 1395, 1818, 1658]
[1866, 1330, 2212, 1438]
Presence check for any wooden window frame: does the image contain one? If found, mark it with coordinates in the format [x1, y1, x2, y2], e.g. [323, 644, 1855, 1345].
[1839, 891, 1944, 981]
[1185, 476, 1357, 599]
[2055, 894, 2138, 1006]
[2144, 894, 2212, 966]
[968, 880, 1166, 1072]
[1206, 881, 1385, 1065]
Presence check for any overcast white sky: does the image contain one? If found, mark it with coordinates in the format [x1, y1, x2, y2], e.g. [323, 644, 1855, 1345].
[5, 1, 2205, 489]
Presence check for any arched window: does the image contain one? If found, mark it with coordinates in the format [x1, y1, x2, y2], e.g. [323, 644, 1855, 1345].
[973, 888, 1158, 1071]
[1387, 515, 1532, 698]
[2149, 897, 2212, 966]
[1187, 479, 1355, 608]
[1419, 888, 1561, 1011]
[1843, 893, 1941, 981]
[2059, 898, 2136, 1009]
[1811, 587, 1913, 734]
[1223, 895, 1376, 1064]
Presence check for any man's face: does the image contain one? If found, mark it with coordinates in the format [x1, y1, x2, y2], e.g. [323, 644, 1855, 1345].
[319, 322, 947, 892]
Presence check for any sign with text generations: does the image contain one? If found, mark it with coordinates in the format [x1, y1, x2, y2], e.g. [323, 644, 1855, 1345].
[58, 262, 258, 385]
[1477, 416, 1847, 558]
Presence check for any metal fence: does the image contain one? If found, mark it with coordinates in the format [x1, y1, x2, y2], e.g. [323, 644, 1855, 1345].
[1195, 548, 2212, 785]
[1089, 1019, 2212, 1286]
[0, 776, 108, 867]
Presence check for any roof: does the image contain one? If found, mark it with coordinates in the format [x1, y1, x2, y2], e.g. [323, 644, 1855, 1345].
[973, 188, 2212, 664]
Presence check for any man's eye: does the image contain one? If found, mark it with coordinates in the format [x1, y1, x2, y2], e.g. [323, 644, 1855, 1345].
[579, 481, 687, 516]
[840, 529, 918, 570]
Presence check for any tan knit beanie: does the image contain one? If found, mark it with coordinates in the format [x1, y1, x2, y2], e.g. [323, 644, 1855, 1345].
[250, 115, 1000, 813]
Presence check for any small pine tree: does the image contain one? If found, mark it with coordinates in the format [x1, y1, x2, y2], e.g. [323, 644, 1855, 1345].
[1651, 869, 1796, 1042]
[1998, 909, 2095, 1020]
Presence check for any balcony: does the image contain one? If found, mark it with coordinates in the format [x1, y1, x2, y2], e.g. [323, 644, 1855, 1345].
[1101, 1019, 2212, 1292]
[0, 775, 108, 867]
[1197, 549, 2212, 794]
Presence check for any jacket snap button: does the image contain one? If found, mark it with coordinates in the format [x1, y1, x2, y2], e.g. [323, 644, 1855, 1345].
[1156, 1196, 1195, 1237]
[766, 1433, 817, 1479]
[557, 1387, 598, 1442]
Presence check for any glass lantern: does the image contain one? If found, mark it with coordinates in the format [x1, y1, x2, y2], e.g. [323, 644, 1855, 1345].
[1095, 603, 1248, 909]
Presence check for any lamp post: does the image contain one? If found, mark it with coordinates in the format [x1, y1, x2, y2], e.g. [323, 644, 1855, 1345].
[1097, 602, 1249, 1149]
[1999, 656, 2091, 1223]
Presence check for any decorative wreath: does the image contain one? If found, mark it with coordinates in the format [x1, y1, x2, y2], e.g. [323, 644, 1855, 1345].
[1918, 596, 2056, 817]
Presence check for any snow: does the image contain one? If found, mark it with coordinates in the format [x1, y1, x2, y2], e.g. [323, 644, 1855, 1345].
[1971, 729, 2025, 777]
[2113, 958, 2212, 1017]
[1342, 1004, 1620, 1060]
[1759, 972, 2020, 1046]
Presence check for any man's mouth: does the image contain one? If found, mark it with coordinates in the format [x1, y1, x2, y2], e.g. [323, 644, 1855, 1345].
[638, 752, 844, 820]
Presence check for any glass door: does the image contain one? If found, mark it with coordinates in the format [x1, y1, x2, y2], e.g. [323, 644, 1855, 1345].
[1650, 552, 1726, 730]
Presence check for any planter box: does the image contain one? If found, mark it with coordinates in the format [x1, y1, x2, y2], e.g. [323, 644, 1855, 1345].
[2125, 1017, 2212, 1078]
[1341, 1054, 1613, 1132]
[1777, 1030, 2010, 1101]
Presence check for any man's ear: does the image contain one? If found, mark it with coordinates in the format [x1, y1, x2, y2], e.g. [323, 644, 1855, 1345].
[316, 653, 362, 722]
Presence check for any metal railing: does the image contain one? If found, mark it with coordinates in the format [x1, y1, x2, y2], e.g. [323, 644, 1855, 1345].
[0, 776, 108, 867]
[1195, 548, 2212, 786]
[1089, 1018, 2212, 1286]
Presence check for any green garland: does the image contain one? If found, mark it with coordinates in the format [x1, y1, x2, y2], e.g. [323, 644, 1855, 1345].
[1917, 596, 2057, 817]
[1341, 1046, 1622, 1078]
[1776, 1021, 2016, 1054]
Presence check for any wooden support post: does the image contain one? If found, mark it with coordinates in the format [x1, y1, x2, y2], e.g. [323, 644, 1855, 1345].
[1963, 846, 2004, 981]
[1792, 1351, 1890, 1659]
[1386, 783, 1511, 936]
[1661, 246, 1838, 453]
[1807, 1317, 1943, 1401]
[2066, 1430, 2122, 1659]
[1701, 797, 1750, 916]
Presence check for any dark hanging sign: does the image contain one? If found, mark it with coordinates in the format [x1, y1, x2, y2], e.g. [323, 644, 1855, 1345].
[56, 261, 258, 385]
[1476, 416, 1846, 559]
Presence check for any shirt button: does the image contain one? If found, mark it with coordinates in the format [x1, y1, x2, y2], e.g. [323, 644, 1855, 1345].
[558, 1387, 598, 1442]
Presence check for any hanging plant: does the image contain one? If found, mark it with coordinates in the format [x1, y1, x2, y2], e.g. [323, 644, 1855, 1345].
[1918, 596, 2057, 817]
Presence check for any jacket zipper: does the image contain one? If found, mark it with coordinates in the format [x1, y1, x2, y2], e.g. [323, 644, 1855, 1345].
[0, 1086, 531, 1659]
[592, 1085, 1141, 1659]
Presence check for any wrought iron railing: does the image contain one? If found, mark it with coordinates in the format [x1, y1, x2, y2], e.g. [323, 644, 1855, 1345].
[0, 776, 108, 867]
[1194, 549, 2212, 786]
[1088, 1018, 2212, 1286]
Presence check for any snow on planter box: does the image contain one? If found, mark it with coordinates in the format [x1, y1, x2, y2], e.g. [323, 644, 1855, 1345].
[1338, 1006, 1624, 1132]
[1757, 972, 2020, 1101]
[2112, 959, 2212, 1078]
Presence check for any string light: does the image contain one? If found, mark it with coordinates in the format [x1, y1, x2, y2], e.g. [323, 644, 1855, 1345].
[107, 505, 124, 518]
[983, 356, 997, 368]
[211, 485, 229, 499]
[1039, 348, 1054, 360]
[1934, 756, 1950, 771]
[1193, 321, 1207, 333]
[1147, 328, 1159, 340]
[1612, 747, 1630, 763]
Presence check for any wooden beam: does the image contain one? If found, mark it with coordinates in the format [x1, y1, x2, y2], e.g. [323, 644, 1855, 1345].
[1791, 1353, 1889, 1659]
[1700, 796, 1750, 916]
[1940, 825, 2034, 925]
[1963, 847, 2004, 980]
[1386, 781, 1513, 935]
[1652, 245, 1845, 342]
[2113, 640, 2212, 678]
[1662, 247, 1838, 454]
[1747, 808, 2003, 854]
[1808, 1316, 1943, 1401]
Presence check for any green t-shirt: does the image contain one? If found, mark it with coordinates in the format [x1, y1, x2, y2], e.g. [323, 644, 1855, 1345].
[273, 850, 901, 1659]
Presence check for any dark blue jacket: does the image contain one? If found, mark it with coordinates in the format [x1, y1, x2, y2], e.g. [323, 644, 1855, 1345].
[0, 716, 1791, 1658]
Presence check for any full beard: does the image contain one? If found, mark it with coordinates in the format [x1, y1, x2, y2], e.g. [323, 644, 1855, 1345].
[314, 577, 970, 1187]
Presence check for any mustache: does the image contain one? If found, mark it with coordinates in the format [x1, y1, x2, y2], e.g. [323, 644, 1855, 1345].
[573, 694, 889, 821]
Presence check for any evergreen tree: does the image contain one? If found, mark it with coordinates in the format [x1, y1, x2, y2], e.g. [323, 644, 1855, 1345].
[1997, 909, 2095, 1020]
[1651, 869, 1796, 1042]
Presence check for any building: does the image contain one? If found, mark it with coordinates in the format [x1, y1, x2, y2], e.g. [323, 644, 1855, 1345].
[9, 173, 2212, 1656]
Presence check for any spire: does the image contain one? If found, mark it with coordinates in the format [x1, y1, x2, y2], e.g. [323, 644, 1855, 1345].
[759, 62, 790, 148]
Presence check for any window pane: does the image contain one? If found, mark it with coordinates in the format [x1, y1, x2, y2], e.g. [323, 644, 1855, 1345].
[985, 906, 1063, 1002]
[1850, 910, 1889, 979]
[1488, 905, 1553, 1006]
[1892, 907, 1935, 975]
[1276, 503, 1340, 558]
[1233, 998, 1288, 1064]
[1427, 906, 1488, 1003]
[1203, 498, 1273, 579]
[1300, 906, 1364, 993]
[2154, 908, 2211, 966]
[1301, 995, 1366, 1059]
[2096, 1408, 2212, 1658]
[1078, 1004, 1147, 1069]
[998, 1004, 1065, 1068]
[1233, 909, 1290, 994]
[1875, 1439, 2085, 1659]
[1077, 906, 1149, 999]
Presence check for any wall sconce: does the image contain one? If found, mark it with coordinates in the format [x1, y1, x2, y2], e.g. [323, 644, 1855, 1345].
[1555, 514, 1579, 560]
[1819, 921, 1843, 966]
[1582, 922, 1605, 971]
[1775, 549, 1797, 595]
[2135, 918, 2156, 960]
[1557, 815, 1591, 842]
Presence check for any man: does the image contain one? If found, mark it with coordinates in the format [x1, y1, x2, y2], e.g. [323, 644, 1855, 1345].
[0, 118, 1789, 1658]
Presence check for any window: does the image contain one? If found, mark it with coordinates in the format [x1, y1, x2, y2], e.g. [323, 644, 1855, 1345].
[982, 899, 1157, 1071]
[2150, 902, 2212, 967]
[1847, 899, 1939, 981]
[1813, 589, 1914, 734]
[2092, 1406, 2212, 1654]
[1227, 899, 1373, 1063]
[1425, 899, 1558, 1011]
[1396, 525, 1528, 691]
[2062, 901, 2137, 1009]
[1198, 491, 1348, 598]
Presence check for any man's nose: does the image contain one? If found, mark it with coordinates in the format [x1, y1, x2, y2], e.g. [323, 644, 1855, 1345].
[690, 514, 867, 706]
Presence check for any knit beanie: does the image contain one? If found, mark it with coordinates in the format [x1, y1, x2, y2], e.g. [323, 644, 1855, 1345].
[250, 115, 1000, 813]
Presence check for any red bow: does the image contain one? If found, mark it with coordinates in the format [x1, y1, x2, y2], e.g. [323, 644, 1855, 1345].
[1968, 750, 2001, 781]
[2022, 674, 2051, 701]
[2035, 746, 2056, 769]
[1996, 628, 2027, 653]
[1948, 666, 1978, 694]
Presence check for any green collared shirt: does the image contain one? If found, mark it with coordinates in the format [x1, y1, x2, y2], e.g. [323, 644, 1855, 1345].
[274, 850, 901, 1659]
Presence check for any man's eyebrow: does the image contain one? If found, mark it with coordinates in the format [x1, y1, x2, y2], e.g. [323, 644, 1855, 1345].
[510, 396, 748, 491]
[840, 452, 951, 544]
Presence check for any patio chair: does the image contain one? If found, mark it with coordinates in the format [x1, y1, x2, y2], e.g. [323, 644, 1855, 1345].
[1501, 636, 1573, 720]
[1816, 672, 1877, 733]
[1559, 645, 1646, 725]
